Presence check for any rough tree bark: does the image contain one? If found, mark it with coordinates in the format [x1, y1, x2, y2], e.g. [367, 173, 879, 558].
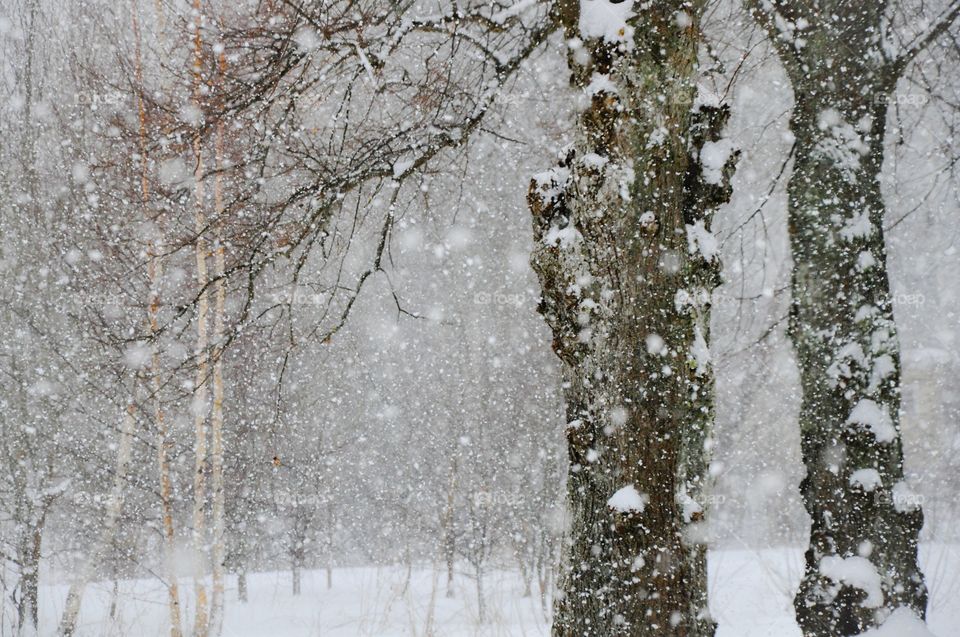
[529, 2, 736, 635]
[749, 2, 959, 634]
[16, 503, 47, 637]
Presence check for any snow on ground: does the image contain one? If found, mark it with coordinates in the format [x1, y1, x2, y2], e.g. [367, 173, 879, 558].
[38, 545, 960, 636]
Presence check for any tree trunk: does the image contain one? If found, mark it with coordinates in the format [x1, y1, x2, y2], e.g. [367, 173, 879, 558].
[156, 253, 183, 637]
[237, 570, 248, 604]
[748, 3, 930, 634]
[530, 3, 735, 635]
[109, 579, 120, 621]
[474, 561, 486, 624]
[190, 2, 211, 635]
[17, 514, 44, 637]
[442, 456, 457, 599]
[518, 551, 532, 598]
[58, 400, 137, 636]
[208, 47, 229, 637]
[133, 3, 183, 632]
[291, 563, 301, 597]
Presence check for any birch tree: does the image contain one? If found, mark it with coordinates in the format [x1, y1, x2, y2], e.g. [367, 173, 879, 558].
[189, 2, 212, 633]
[208, 44, 230, 637]
[134, 4, 185, 633]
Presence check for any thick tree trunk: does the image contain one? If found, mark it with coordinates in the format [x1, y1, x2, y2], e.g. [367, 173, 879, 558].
[789, 94, 926, 637]
[530, 3, 735, 635]
[749, 3, 928, 634]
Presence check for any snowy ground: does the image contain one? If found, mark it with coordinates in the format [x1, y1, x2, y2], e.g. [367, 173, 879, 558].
[38, 544, 960, 636]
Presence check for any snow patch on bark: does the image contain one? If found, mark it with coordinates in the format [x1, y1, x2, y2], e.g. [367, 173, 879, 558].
[845, 399, 896, 443]
[686, 220, 719, 261]
[607, 485, 647, 513]
[645, 333, 667, 356]
[827, 342, 866, 385]
[867, 354, 896, 392]
[532, 166, 570, 203]
[857, 250, 877, 271]
[819, 555, 884, 608]
[699, 138, 735, 185]
[892, 481, 921, 513]
[693, 84, 721, 111]
[580, 153, 608, 171]
[855, 304, 879, 322]
[814, 109, 870, 183]
[849, 468, 882, 492]
[840, 212, 876, 242]
[586, 73, 618, 96]
[579, 1, 635, 47]
[690, 324, 711, 376]
[675, 288, 692, 312]
[677, 486, 703, 523]
[543, 224, 583, 248]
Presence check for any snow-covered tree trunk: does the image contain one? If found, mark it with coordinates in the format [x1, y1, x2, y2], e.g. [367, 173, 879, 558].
[786, 92, 926, 637]
[747, 1, 960, 633]
[529, 2, 736, 635]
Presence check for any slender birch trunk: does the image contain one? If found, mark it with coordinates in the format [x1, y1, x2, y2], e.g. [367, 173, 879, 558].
[57, 400, 137, 636]
[530, 2, 736, 634]
[154, 247, 183, 637]
[442, 456, 457, 598]
[189, 3, 211, 634]
[207, 46, 228, 637]
[746, 2, 960, 633]
[130, 6, 184, 635]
